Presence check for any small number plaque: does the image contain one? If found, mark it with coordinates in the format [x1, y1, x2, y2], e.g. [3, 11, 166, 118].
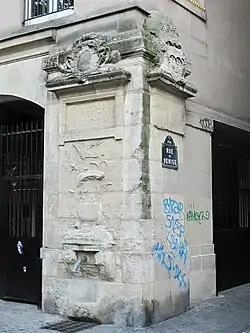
[162, 136, 178, 170]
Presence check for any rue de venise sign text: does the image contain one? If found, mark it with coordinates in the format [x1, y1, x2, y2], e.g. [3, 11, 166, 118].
[162, 136, 179, 170]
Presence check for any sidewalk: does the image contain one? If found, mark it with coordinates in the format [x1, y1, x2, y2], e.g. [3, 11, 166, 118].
[0, 284, 250, 332]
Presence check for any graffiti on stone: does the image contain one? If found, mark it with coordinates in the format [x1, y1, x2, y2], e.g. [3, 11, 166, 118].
[153, 197, 187, 288]
[199, 118, 213, 132]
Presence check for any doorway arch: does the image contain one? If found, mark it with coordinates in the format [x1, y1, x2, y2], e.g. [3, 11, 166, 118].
[0, 96, 44, 305]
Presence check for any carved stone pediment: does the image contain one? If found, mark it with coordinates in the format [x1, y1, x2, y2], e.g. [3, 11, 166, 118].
[144, 11, 197, 97]
[43, 32, 131, 90]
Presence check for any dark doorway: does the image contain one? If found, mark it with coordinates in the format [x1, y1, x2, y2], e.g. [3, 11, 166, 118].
[0, 98, 44, 305]
[213, 122, 250, 292]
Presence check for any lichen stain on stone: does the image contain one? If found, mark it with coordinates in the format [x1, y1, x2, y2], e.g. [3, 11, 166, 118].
[139, 91, 151, 220]
[143, 299, 155, 326]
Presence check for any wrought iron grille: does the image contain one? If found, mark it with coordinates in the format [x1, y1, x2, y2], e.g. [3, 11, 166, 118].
[41, 319, 97, 332]
[57, 0, 74, 10]
[0, 120, 44, 239]
[31, 0, 49, 17]
[25, 0, 74, 20]
[213, 125, 250, 232]
[212, 122, 250, 292]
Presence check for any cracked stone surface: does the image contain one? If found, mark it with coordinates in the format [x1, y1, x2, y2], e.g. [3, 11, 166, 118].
[1, 284, 250, 332]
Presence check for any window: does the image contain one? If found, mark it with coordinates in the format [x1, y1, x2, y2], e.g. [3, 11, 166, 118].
[25, 0, 74, 22]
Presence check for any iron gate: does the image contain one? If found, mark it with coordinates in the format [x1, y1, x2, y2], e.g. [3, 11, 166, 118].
[0, 119, 44, 304]
[213, 122, 250, 292]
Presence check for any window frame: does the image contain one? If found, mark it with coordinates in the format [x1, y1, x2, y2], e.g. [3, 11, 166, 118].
[24, 0, 74, 24]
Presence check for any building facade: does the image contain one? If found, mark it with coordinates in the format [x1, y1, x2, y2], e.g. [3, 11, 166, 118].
[0, 0, 249, 327]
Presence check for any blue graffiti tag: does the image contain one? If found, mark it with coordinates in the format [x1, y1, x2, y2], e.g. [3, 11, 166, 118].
[179, 240, 188, 265]
[163, 197, 184, 216]
[165, 215, 185, 238]
[173, 264, 187, 288]
[153, 197, 188, 288]
[166, 231, 178, 251]
[153, 242, 174, 271]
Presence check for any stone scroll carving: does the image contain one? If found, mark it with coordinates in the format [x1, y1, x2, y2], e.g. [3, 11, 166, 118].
[43, 33, 131, 88]
[144, 11, 197, 96]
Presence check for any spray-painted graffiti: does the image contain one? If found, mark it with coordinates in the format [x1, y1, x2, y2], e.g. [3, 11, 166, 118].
[153, 197, 187, 288]
[186, 209, 210, 224]
[163, 197, 183, 216]
[199, 118, 213, 132]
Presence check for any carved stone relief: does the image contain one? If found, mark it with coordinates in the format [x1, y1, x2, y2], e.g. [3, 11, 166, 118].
[43, 33, 131, 88]
[144, 11, 188, 82]
[59, 137, 121, 250]
[144, 11, 197, 95]
[66, 140, 113, 220]
[57, 135, 121, 282]
[70, 140, 113, 197]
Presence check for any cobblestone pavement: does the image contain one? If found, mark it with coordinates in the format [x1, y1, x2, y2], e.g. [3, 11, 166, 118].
[1, 284, 250, 332]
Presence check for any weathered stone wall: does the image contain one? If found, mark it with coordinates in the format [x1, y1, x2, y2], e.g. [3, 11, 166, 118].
[184, 113, 216, 304]
[41, 23, 155, 325]
[0, 6, 216, 327]
[149, 87, 189, 322]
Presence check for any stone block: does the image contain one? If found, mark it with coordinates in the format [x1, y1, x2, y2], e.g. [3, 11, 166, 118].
[150, 160, 183, 194]
[43, 219, 59, 248]
[189, 245, 201, 256]
[67, 279, 98, 303]
[44, 163, 59, 194]
[44, 135, 59, 165]
[101, 191, 123, 220]
[190, 269, 216, 304]
[42, 248, 60, 277]
[65, 96, 116, 131]
[169, 276, 190, 317]
[122, 191, 143, 220]
[44, 193, 58, 220]
[95, 251, 122, 282]
[120, 219, 153, 252]
[63, 224, 116, 250]
[122, 159, 142, 192]
[121, 57, 146, 92]
[151, 192, 165, 221]
[154, 257, 171, 282]
[123, 125, 143, 159]
[42, 277, 69, 314]
[202, 254, 215, 270]
[150, 88, 186, 135]
[142, 282, 154, 326]
[185, 197, 213, 245]
[124, 91, 144, 126]
[121, 253, 154, 283]
[183, 126, 212, 198]
[201, 244, 214, 255]
[185, 210, 213, 246]
[153, 280, 172, 323]
[97, 282, 144, 326]
[190, 255, 202, 271]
